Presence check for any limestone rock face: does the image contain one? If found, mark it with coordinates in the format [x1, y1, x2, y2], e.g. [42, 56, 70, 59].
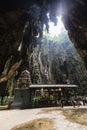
[61, 0, 87, 68]
[0, 9, 27, 75]
[0, 0, 87, 81]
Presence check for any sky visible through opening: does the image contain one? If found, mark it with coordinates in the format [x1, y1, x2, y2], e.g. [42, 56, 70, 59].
[43, 15, 82, 62]
[48, 16, 67, 37]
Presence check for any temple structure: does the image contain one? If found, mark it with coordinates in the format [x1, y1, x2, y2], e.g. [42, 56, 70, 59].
[11, 84, 78, 109]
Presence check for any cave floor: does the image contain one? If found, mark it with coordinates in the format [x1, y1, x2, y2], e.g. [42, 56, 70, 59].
[0, 106, 87, 130]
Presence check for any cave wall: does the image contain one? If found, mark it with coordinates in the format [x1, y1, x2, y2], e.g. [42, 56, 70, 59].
[61, 0, 87, 68]
[0, 0, 87, 82]
[37, 34, 87, 86]
[0, 9, 28, 75]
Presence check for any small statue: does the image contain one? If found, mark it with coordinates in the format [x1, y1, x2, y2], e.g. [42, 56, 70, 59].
[17, 69, 32, 88]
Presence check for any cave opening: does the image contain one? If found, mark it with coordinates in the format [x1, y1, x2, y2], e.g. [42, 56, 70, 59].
[33, 15, 87, 90]
[48, 16, 64, 37]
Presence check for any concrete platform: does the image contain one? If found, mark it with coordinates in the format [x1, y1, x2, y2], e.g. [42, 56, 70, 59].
[0, 106, 87, 130]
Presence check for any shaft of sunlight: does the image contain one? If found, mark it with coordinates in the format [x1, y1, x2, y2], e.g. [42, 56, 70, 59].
[49, 16, 65, 37]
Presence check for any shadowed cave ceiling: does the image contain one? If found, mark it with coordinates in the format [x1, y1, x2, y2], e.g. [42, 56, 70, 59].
[0, 0, 87, 83]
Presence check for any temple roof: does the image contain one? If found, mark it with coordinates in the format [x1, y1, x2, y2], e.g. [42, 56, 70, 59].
[29, 84, 78, 88]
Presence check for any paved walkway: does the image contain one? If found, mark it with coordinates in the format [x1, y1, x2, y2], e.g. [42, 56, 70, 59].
[0, 106, 87, 130]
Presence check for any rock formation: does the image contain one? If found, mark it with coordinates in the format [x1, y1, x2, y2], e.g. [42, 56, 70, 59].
[0, 0, 87, 83]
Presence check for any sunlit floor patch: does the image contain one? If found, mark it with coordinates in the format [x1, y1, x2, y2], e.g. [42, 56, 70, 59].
[11, 118, 54, 130]
[62, 108, 87, 126]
